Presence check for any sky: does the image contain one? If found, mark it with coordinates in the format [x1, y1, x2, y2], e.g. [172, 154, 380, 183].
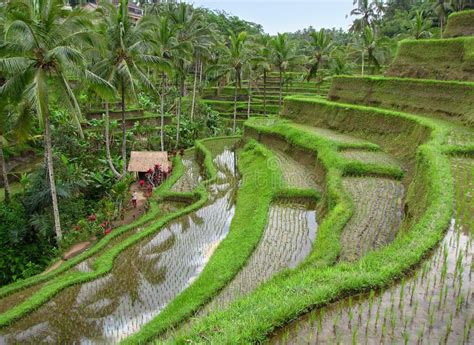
[183, 0, 354, 34]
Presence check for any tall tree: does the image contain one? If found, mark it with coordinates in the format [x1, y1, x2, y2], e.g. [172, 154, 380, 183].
[306, 29, 333, 85]
[149, 16, 183, 151]
[0, 0, 107, 241]
[94, 0, 156, 176]
[253, 34, 272, 116]
[0, 103, 11, 204]
[270, 33, 300, 113]
[350, 0, 383, 32]
[167, 2, 205, 147]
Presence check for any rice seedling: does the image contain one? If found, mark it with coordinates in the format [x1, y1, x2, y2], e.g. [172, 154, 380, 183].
[292, 123, 374, 146]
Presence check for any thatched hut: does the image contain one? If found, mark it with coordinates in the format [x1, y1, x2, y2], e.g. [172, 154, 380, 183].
[127, 151, 171, 180]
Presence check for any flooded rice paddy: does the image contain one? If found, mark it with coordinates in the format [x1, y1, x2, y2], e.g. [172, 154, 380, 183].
[270, 148, 320, 190]
[269, 158, 473, 344]
[203, 200, 317, 313]
[339, 150, 401, 170]
[292, 124, 374, 146]
[171, 150, 202, 192]
[0, 140, 239, 344]
[340, 177, 404, 262]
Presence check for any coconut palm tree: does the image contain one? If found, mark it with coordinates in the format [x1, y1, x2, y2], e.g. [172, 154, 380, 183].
[306, 29, 333, 84]
[350, 0, 383, 32]
[148, 16, 184, 151]
[353, 25, 389, 76]
[431, 0, 449, 37]
[167, 2, 207, 147]
[227, 31, 248, 133]
[270, 33, 300, 112]
[410, 10, 432, 39]
[0, 0, 110, 241]
[252, 34, 272, 116]
[0, 102, 11, 204]
[94, 0, 157, 177]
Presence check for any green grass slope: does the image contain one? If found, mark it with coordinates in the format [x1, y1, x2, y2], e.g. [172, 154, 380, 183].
[328, 75, 474, 127]
[444, 10, 474, 38]
[386, 37, 474, 81]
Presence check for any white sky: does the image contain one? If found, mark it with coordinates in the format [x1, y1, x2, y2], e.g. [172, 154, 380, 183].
[183, 0, 354, 34]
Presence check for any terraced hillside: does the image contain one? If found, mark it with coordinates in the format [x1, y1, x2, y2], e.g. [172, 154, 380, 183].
[202, 72, 331, 126]
[0, 11, 473, 345]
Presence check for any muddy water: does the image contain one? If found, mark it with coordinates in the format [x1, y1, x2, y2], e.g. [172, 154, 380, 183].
[270, 148, 320, 190]
[269, 159, 473, 345]
[340, 177, 404, 262]
[339, 150, 400, 169]
[0, 142, 239, 344]
[171, 150, 202, 193]
[292, 124, 373, 146]
[202, 200, 317, 314]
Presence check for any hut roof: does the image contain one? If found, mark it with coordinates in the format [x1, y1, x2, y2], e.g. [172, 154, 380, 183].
[127, 151, 171, 173]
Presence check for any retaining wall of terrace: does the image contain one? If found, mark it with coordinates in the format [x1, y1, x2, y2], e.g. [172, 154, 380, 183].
[444, 10, 474, 38]
[386, 37, 474, 81]
[328, 76, 474, 127]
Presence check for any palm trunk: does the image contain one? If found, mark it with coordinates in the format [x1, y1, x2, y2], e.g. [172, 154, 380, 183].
[104, 102, 121, 178]
[0, 137, 11, 203]
[175, 77, 184, 149]
[278, 69, 283, 113]
[263, 69, 267, 116]
[233, 83, 238, 134]
[121, 81, 127, 176]
[199, 61, 203, 84]
[44, 113, 62, 241]
[191, 60, 198, 120]
[160, 73, 166, 152]
[247, 76, 252, 119]
[361, 50, 365, 76]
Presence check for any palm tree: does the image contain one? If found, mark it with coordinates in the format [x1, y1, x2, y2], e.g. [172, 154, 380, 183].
[253, 34, 272, 116]
[350, 0, 382, 32]
[149, 17, 182, 151]
[0, 102, 11, 204]
[270, 33, 300, 113]
[410, 10, 432, 39]
[0, 0, 107, 241]
[306, 29, 333, 86]
[227, 31, 248, 133]
[431, 0, 449, 37]
[167, 2, 205, 147]
[354, 25, 388, 76]
[94, 0, 156, 177]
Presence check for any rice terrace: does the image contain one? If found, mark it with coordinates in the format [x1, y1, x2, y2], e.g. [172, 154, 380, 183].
[0, 0, 473, 344]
